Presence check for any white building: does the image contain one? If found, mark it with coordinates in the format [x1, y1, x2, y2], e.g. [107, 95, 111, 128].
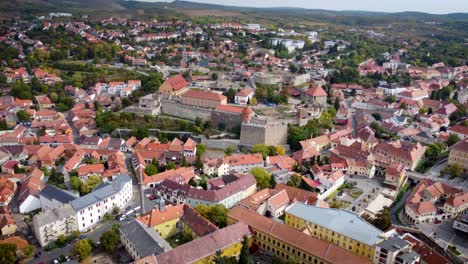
[234, 88, 254, 105]
[33, 204, 78, 247]
[71, 174, 132, 232]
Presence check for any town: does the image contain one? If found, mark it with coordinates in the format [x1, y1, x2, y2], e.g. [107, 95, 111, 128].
[0, 1, 467, 264]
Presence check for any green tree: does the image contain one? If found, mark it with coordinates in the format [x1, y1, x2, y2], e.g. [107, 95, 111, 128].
[224, 146, 234, 156]
[370, 207, 391, 231]
[196, 144, 207, 156]
[250, 167, 271, 190]
[144, 164, 158, 176]
[211, 72, 219, 80]
[448, 163, 462, 178]
[165, 162, 176, 170]
[287, 174, 302, 188]
[74, 239, 92, 261]
[80, 175, 102, 195]
[70, 176, 81, 191]
[250, 144, 269, 158]
[100, 229, 120, 252]
[195, 204, 228, 228]
[447, 134, 460, 147]
[181, 156, 189, 167]
[238, 236, 250, 264]
[0, 243, 17, 264]
[16, 110, 31, 122]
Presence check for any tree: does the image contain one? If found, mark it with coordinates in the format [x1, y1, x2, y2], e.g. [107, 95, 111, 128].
[70, 176, 81, 191]
[165, 162, 176, 170]
[447, 134, 460, 147]
[16, 110, 31, 122]
[0, 243, 17, 264]
[211, 72, 219, 80]
[448, 163, 462, 178]
[224, 146, 234, 156]
[100, 229, 120, 252]
[333, 97, 340, 111]
[145, 164, 158, 176]
[195, 204, 228, 228]
[196, 144, 207, 156]
[74, 239, 92, 261]
[181, 157, 189, 167]
[287, 174, 302, 188]
[80, 175, 102, 195]
[251, 144, 269, 158]
[238, 236, 250, 264]
[250, 167, 271, 189]
[369, 207, 391, 231]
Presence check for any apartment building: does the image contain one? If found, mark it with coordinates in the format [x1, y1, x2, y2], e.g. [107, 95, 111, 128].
[33, 204, 77, 247]
[71, 174, 132, 231]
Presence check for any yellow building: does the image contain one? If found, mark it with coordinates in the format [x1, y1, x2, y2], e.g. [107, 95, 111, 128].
[227, 206, 372, 264]
[284, 202, 385, 261]
[138, 203, 218, 240]
[448, 139, 468, 173]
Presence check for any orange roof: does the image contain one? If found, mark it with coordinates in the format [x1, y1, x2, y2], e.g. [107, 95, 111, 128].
[215, 105, 244, 114]
[163, 75, 188, 91]
[139, 204, 184, 227]
[306, 86, 327, 97]
[235, 88, 254, 97]
[267, 189, 289, 210]
[227, 206, 372, 264]
[77, 164, 105, 176]
[181, 89, 227, 101]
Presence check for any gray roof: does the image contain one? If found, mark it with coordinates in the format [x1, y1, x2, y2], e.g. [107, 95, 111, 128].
[33, 204, 75, 227]
[40, 185, 78, 203]
[71, 174, 131, 211]
[285, 202, 384, 245]
[120, 219, 172, 258]
[377, 235, 409, 251]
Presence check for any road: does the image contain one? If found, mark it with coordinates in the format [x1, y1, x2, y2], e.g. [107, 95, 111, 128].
[390, 191, 410, 226]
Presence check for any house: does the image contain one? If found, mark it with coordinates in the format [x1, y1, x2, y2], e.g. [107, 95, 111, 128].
[203, 153, 264, 176]
[0, 177, 16, 206]
[180, 89, 227, 109]
[156, 173, 257, 209]
[305, 85, 327, 105]
[447, 124, 468, 139]
[18, 173, 45, 213]
[234, 88, 254, 105]
[448, 139, 468, 173]
[34, 95, 55, 109]
[159, 75, 189, 95]
[265, 155, 296, 171]
[372, 141, 426, 171]
[384, 162, 407, 191]
[404, 179, 468, 224]
[0, 213, 16, 235]
[310, 165, 345, 200]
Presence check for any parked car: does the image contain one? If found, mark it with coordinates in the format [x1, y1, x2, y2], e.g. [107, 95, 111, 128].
[149, 194, 156, 200]
[79, 234, 87, 240]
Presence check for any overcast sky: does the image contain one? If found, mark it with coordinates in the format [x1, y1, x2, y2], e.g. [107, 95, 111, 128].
[141, 0, 468, 14]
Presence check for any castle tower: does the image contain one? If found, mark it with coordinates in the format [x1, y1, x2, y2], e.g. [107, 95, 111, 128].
[242, 106, 253, 123]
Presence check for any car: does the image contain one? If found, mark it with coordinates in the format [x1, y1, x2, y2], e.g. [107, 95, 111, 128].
[434, 219, 441, 224]
[149, 194, 156, 200]
[53, 260, 59, 264]
[125, 206, 131, 211]
[79, 234, 87, 240]
[145, 193, 151, 198]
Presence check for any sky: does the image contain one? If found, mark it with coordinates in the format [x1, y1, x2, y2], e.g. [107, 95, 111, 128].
[140, 0, 468, 14]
